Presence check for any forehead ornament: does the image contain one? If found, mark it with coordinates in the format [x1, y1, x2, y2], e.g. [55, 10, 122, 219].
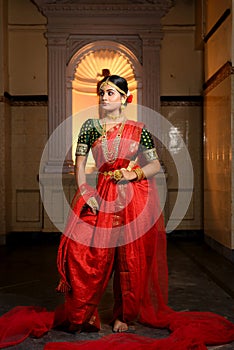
[99, 78, 127, 96]
[99, 78, 133, 103]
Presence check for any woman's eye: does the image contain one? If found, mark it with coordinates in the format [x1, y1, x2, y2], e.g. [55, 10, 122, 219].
[108, 91, 114, 96]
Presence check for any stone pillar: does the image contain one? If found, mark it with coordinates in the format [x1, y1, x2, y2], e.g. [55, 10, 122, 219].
[44, 33, 73, 173]
[140, 33, 163, 151]
[141, 35, 162, 113]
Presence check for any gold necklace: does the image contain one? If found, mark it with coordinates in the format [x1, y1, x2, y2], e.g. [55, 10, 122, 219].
[101, 121, 125, 163]
[105, 113, 121, 121]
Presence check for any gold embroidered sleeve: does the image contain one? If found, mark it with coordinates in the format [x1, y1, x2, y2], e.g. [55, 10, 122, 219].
[75, 143, 89, 156]
[75, 119, 93, 156]
[143, 148, 159, 161]
[139, 128, 159, 161]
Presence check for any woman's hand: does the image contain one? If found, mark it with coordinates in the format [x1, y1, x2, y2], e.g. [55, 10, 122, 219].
[120, 169, 137, 182]
[86, 196, 99, 214]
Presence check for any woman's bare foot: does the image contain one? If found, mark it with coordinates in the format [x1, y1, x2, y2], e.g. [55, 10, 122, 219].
[113, 319, 128, 332]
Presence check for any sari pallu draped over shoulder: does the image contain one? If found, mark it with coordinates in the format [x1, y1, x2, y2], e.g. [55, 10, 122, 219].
[0, 120, 234, 349]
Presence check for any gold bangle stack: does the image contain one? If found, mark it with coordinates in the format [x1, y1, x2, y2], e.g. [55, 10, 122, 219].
[133, 167, 145, 181]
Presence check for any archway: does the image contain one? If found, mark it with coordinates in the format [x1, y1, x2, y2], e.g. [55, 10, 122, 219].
[66, 41, 142, 167]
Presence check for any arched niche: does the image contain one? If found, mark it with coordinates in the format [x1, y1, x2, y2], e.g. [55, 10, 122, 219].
[66, 41, 142, 165]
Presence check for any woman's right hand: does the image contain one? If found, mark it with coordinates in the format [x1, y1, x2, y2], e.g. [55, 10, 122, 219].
[86, 196, 99, 214]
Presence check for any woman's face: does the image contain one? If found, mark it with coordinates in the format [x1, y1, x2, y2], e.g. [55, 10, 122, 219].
[99, 84, 125, 114]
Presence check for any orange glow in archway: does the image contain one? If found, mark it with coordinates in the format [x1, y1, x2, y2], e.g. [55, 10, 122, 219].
[72, 49, 138, 166]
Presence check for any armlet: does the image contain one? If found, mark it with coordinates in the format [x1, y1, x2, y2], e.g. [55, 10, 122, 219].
[143, 148, 159, 161]
[75, 143, 89, 156]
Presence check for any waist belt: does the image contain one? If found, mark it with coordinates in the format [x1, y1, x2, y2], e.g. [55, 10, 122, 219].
[99, 169, 123, 181]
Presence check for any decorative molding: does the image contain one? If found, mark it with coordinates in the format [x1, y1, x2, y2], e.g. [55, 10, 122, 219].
[9, 100, 48, 107]
[203, 61, 234, 94]
[3, 92, 48, 106]
[120, 37, 143, 64]
[33, 0, 175, 17]
[67, 35, 142, 65]
[141, 35, 162, 47]
[161, 95, 203, 107]
[8, 24, 46, 32]
[163, 24, 196, 34]
[67, 38, 92, 62]
[46, 33, 68, 46]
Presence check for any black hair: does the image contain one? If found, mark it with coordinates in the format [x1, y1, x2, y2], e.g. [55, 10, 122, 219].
[97, 75, 128, 95]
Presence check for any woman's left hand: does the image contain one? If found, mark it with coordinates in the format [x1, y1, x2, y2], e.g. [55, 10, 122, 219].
[119, 169, 137, 182]
[86, 196, 99, 214]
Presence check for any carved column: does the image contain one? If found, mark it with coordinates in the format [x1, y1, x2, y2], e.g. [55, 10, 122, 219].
[142, 37, 161, 110]
[140, 33, 163, 137]
[45, 33, 73, 173]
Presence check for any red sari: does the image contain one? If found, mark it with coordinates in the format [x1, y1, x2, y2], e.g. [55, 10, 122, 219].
[1, 120, 234, 349]
[56, 120, 169, 329]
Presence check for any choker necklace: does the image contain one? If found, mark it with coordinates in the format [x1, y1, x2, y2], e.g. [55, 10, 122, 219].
[101, 120, 125, 163]
[105, 113, 122, 121]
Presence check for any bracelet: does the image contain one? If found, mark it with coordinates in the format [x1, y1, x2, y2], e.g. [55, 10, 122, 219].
[87, 196, 99, 210]
[133, 167, 145, 181]
[79, 183, 96, 201]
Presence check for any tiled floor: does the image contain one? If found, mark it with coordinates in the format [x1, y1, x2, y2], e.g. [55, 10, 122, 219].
[0, 232, 234, 349]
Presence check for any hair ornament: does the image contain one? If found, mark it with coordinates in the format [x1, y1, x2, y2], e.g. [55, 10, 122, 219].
[126, 90, 133, 103]
[99, 77, 133, 103]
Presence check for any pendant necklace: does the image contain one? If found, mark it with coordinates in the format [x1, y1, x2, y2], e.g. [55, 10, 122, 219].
[101, 120, 125, 163]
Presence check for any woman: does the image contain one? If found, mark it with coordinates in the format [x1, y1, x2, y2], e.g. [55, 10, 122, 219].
[56, 74, 169, 333]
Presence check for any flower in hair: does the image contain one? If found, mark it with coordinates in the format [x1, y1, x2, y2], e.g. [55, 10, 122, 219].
[126, 90, 133, 103]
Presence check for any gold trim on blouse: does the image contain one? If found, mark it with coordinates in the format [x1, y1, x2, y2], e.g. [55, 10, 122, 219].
[143, 148, 159, 161]
[75, 143, 89, 156]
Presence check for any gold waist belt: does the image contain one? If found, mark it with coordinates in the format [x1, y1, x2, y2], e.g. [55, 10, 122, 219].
[99, 169, 123, 181]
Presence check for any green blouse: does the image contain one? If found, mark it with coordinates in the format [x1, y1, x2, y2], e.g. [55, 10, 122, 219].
[75, 119, 158, 162]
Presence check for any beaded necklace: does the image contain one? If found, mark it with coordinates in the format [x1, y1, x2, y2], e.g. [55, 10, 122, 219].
[101, 120, 125, 163]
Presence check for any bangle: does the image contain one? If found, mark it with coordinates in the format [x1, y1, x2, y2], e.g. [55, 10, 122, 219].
[87, 196, 99, 210]
[133, 167, 145, 181]
[79, 183, 96, 201]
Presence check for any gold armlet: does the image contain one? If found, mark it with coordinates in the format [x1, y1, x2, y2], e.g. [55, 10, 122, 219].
[133, 167, 145, 181]
[75, 143, 88, 156]
[143, 148, 159, 162]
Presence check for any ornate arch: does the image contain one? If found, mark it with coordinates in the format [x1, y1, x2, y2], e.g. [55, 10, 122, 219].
[66, 40, 143, 119]
[67, 41, 142, 82]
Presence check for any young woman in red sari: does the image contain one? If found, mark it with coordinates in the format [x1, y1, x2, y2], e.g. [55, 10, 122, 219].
[56, 74, 168, 333]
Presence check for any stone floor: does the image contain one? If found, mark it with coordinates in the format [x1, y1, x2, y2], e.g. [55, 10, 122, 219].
[0, 231, 234, 349]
